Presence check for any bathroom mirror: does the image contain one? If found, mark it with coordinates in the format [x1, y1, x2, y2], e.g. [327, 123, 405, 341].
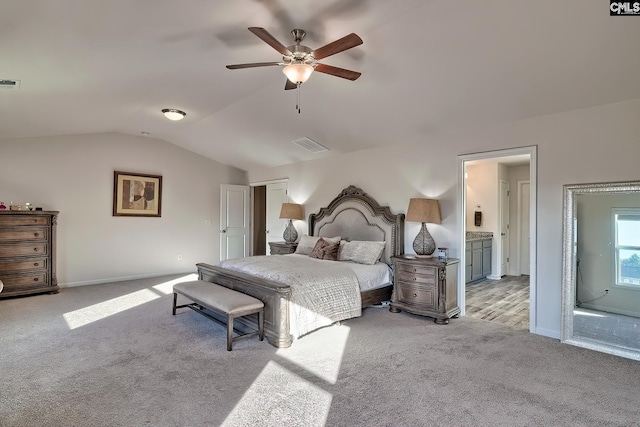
[562, 181, 640, 361]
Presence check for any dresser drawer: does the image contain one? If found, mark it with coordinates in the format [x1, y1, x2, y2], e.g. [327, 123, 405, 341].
[0, 243, 48, 258]
[0, 227, 49, 242]
[395, 281, 436, 309]
[0, 216, 49, 226]
[0, 256, 48, 272]
[0, 272, 48, 287]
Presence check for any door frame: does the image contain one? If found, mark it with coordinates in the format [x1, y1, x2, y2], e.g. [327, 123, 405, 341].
[457, 146, 537, 333]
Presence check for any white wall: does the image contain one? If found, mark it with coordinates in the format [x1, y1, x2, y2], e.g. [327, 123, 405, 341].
[466, 163, 498, 232]
[0, 132, 246, 285]
[246, 97, 640, 339]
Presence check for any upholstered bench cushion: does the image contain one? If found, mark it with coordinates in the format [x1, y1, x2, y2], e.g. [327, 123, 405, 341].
[174, 280, 263, 314]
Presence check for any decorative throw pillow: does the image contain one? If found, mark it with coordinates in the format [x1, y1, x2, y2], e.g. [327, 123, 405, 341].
[309, 238, 340, 261]
[338, 240, 385, 265]
[295, 235, 341, 255]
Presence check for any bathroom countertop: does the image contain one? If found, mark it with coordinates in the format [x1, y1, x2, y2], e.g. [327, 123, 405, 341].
[466, 231, 493, 242]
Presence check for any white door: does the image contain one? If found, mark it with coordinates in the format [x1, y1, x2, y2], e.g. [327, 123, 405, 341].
[518, 181, 531, 275]
[220, 184, 250, 261]
[265, 182, 289, 253]
[500, 180, 510, 276]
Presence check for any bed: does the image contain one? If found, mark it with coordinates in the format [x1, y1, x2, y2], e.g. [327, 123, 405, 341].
[196, 185, 405, 347]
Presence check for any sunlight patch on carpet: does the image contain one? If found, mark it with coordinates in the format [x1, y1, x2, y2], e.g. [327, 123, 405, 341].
[63, 289, 160, 329]
[221, 360, 332, 427]
[151, 273, 198, 295]
[277, 323, 350, 384]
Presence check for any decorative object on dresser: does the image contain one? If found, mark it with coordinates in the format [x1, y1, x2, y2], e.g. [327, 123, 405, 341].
[390, 255, 460, 324]
[268, 241, 298, 255]
[113, 171, 162, 217]
[0, 211, 59, 298]
[406, 198, 441, 257]
[279, 203, 303, 243]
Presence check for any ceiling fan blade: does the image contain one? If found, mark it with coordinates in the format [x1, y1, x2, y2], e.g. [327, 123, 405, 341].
[226, 62, 281, 70]
[312, 33, 363, 60]
[314, 63, 361, 81]
[248, 27, 292, 56]
[284, 79, 297, 90]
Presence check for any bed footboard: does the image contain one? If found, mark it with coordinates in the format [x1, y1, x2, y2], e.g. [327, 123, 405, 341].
[196, 262, 293, 348]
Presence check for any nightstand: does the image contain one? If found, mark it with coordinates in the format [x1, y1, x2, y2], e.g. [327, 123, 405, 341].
[268, 241, 298, 255]
[390, 255, 460, 324]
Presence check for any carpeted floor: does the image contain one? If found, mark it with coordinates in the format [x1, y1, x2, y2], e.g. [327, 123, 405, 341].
[1, 274, 639, 427]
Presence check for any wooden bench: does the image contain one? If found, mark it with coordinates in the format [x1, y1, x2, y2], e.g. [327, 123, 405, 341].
[172, 280, 264, 351]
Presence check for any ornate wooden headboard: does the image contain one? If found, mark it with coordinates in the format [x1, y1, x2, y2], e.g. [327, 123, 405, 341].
[308, 185, 405, 265]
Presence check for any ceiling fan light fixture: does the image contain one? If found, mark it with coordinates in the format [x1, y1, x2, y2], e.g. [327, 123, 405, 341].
[283, 63, 313, 84]
[161, 108, 186, 121]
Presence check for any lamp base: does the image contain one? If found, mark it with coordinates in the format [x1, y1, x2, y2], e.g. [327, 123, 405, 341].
[283, 219, 298, 243]
[413, 222, 436, 257]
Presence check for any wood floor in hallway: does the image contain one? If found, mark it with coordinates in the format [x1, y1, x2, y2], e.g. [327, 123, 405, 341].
[465, 275, 529, 329]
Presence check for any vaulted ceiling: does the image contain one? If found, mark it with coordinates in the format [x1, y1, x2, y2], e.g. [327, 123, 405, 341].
[2, 0, 639, 171]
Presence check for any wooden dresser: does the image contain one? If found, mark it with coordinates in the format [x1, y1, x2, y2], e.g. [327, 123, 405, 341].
[390, 255, 460, 324]
[0, 211, 59, 298]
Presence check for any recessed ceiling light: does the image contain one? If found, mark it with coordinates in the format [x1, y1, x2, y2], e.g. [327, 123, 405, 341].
[161, 108, 186, 121]
[141, 131, 150, 136]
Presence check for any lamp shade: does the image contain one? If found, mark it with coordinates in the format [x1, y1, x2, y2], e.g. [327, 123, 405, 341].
[279, 203, 304, 220]
[406, 198, 441, 224]
[283, 63, 314, 84]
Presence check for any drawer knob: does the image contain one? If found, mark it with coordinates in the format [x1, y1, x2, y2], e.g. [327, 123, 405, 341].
[413, 277, 416, 281]
[413, 293, 417, 298]
[413, 268, 417, 272]
[34, 232, 39, 237]
[33, 278, 39, 282]
[33, 248, 38, 252]
[34, 262, 39, 267]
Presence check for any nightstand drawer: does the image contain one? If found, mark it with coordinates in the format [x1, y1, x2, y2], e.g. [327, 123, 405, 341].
[396, 262, 437, 277]
[396, 270, 436, 285]
[395, 281, 436, 309]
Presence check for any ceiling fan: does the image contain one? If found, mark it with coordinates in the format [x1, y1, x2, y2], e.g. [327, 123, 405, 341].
[226, 27, 363, 91]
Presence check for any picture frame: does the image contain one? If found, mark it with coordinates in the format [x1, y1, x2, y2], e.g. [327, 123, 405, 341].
[113, 171, 162, 217]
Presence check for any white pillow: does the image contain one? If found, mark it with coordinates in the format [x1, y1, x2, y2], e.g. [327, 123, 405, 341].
[338, 240, 385, 265]
[295, 235, 341, 255]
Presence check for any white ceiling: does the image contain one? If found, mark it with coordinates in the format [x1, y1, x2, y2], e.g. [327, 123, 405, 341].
[2, 0, 639, 171]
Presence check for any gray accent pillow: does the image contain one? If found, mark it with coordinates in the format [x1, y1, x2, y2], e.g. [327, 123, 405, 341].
[295, 235, 341, 255]
[338, 240, 385, 265]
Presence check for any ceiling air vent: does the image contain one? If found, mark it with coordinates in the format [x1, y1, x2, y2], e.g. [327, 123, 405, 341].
[292, 137, 329, 153]
[0, 79, 21, 90]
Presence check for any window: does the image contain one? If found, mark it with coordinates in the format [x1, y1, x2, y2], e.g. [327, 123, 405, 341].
[614, 209, 640, 288]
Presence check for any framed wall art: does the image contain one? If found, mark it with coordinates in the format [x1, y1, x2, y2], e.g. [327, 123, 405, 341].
[113, 171, 162, 217]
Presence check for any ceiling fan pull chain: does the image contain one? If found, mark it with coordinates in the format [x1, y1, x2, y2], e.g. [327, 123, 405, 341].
[296, 83, 301, 114]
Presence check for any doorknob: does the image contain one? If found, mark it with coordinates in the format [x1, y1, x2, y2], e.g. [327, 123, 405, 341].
[221, 229, 227, 233]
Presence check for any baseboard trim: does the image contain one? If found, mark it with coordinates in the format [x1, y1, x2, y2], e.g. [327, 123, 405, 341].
[533, 327, 561, 340]
[59, 271, 195, 288]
